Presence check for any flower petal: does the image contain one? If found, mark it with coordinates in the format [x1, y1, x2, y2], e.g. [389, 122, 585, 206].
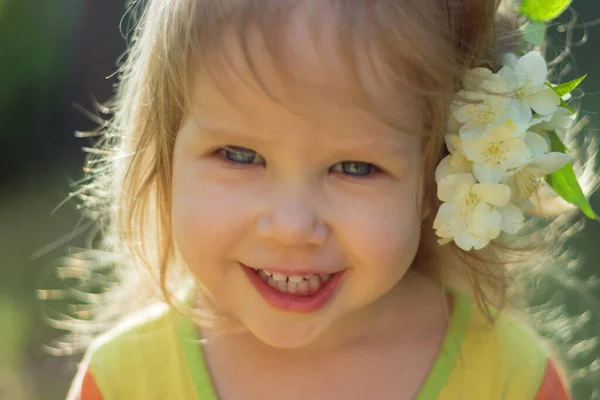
[445, 134, 462, 153]
[450, 154, 472, 170]
[504, 173, 531, 207]
[460, 136, 484, 163]
[435, 156, 453, 183]
[554, 128, 568, 141]
[474, 70, 510, 96]
[454, 230, 490, 251]
[500, 107, 531, 136]
[446, 115, 462, 135]
[498, 66, 527, 91]
[435, 155, 471, 183]
[437, 173, 474, 202]
[470, 203, 502, 240]
[530, 152, 571, 174]
[530, 87, 560, 115]
[438, 237, 453, 246]
[537, 107, 575, 130]
[524, 131, 549, 158]
[530, 113, 554, 126]
[498, 203, 525, 234]
[433, 203, 464, 237]
[472, 182, 511, 207]
[453, 100, 471, 124]
[488, 123, 516, 141]
[450, 173, 475, 197]
[464, 68, 495, 91]
[502, 137, 531, 169]
[513, 99, 533, 124]
[473, 163, 508, 183]
[459, 121, 487, 140]
[516, 51, 547, 87]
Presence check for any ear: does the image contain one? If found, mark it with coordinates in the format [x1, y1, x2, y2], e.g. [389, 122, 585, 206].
[420, 197, 432, 220]
[418, 175, 432, 220]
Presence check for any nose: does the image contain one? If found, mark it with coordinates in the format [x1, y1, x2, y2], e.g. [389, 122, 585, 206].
[256, 186, 327, 247]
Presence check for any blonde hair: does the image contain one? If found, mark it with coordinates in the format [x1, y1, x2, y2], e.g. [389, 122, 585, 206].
[49, 0, 597, 360]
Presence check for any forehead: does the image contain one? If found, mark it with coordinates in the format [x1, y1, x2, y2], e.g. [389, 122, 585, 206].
[189, 0, 425, 136]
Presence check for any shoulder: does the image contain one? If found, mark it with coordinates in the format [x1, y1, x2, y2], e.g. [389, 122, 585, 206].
[67, 304, 193, 400]
[67, 368, 104, 400]
[533, 358, 570, 400]
[85, 303, 179, 375]
[443, 293, 570, 399]
[490, 312, 570, 399]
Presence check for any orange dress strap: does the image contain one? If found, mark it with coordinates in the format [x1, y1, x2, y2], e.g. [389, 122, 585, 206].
[534, 359, 570, 400]
[81, 369, 104, 400]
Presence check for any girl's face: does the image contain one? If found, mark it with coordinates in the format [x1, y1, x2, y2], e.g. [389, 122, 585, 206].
[171, 18, 427, 349]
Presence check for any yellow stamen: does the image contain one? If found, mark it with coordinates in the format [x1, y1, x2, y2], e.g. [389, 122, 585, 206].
[460, 192, 480, 216]
[516, 167, 545, 196]
[482, 143, 506, 166]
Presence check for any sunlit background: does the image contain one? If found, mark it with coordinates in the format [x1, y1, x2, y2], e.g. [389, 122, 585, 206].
[0, 1, 599, 399]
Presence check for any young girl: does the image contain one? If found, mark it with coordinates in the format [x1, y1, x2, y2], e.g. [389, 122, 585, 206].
[62, 0, 596, 398]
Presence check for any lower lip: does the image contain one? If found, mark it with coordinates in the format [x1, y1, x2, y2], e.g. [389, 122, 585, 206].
[242, 263, 345, 313]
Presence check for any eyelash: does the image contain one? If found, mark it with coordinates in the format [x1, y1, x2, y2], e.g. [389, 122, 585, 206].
[215, 146, 379, 177]
[217, 146, 264, 165]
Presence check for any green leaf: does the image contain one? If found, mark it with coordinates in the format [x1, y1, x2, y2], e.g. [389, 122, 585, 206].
[547, 130, 569, 153]
[550, 75, 587, 97]
[523, 21, 547, 45]
[559, 99, 576, 114]
[545, 131, 599, 220]
[520, 0, 573, 22]
[545, 76, 585, 114]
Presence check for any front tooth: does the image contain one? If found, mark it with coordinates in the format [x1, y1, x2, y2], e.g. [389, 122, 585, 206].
[276, 281, 287, 292]
[308, 275, 321, 290]
[288, 282, 298, 294]
[297, 280, 309, 294]
[288, 275, 304, 283]
[267, 277, 277, 288]
[272, 272, 287, 282]
[303, 274, 313, 280]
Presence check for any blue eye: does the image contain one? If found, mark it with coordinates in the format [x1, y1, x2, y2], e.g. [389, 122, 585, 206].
[218, 146, 264, 165]
[331, 161, 376, 177]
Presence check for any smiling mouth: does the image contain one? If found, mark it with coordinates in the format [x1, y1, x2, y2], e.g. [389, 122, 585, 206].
[240, 262, 345, 313]
[253, 268, 331, 296]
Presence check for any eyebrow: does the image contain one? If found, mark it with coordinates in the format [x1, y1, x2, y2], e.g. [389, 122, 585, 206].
[195, 121, 416, 159]
[195, 121, 279, 145]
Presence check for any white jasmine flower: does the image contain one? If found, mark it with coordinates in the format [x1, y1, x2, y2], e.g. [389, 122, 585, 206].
[435, 154, 472, 183]
[434, 173, 511, 251]
[453, 68, 511, 139]
[497, 106, 531, 136]
[498, 203, 525, 234]
[524, 131, 550, 158]
[433, 52, 586, 252]
[446, 114, 462, 135]
[503, 132, 571, 206]
[461, 125, 531, 183]
[498, 51, 560, 121]
[434, 134, 473, 182]
[445, 133, 462, 154]
[531, 107, 576, 140]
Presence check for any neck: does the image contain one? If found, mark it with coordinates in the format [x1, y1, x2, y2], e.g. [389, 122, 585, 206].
[202, 268, 448, 359]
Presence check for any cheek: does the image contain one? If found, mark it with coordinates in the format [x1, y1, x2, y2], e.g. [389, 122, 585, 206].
[170, 161, 252, 281]
[334, 182, 423, 285]
[173, 184, 239, 241]
[353, 206, 421, 269]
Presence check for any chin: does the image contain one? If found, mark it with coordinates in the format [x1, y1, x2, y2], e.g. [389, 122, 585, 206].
[240, 308, 337, 349]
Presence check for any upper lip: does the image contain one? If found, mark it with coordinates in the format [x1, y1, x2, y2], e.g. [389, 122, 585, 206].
[240, 262, 341, 276]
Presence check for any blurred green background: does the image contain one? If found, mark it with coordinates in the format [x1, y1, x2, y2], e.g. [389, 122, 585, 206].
[0, 1, 599, 399]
